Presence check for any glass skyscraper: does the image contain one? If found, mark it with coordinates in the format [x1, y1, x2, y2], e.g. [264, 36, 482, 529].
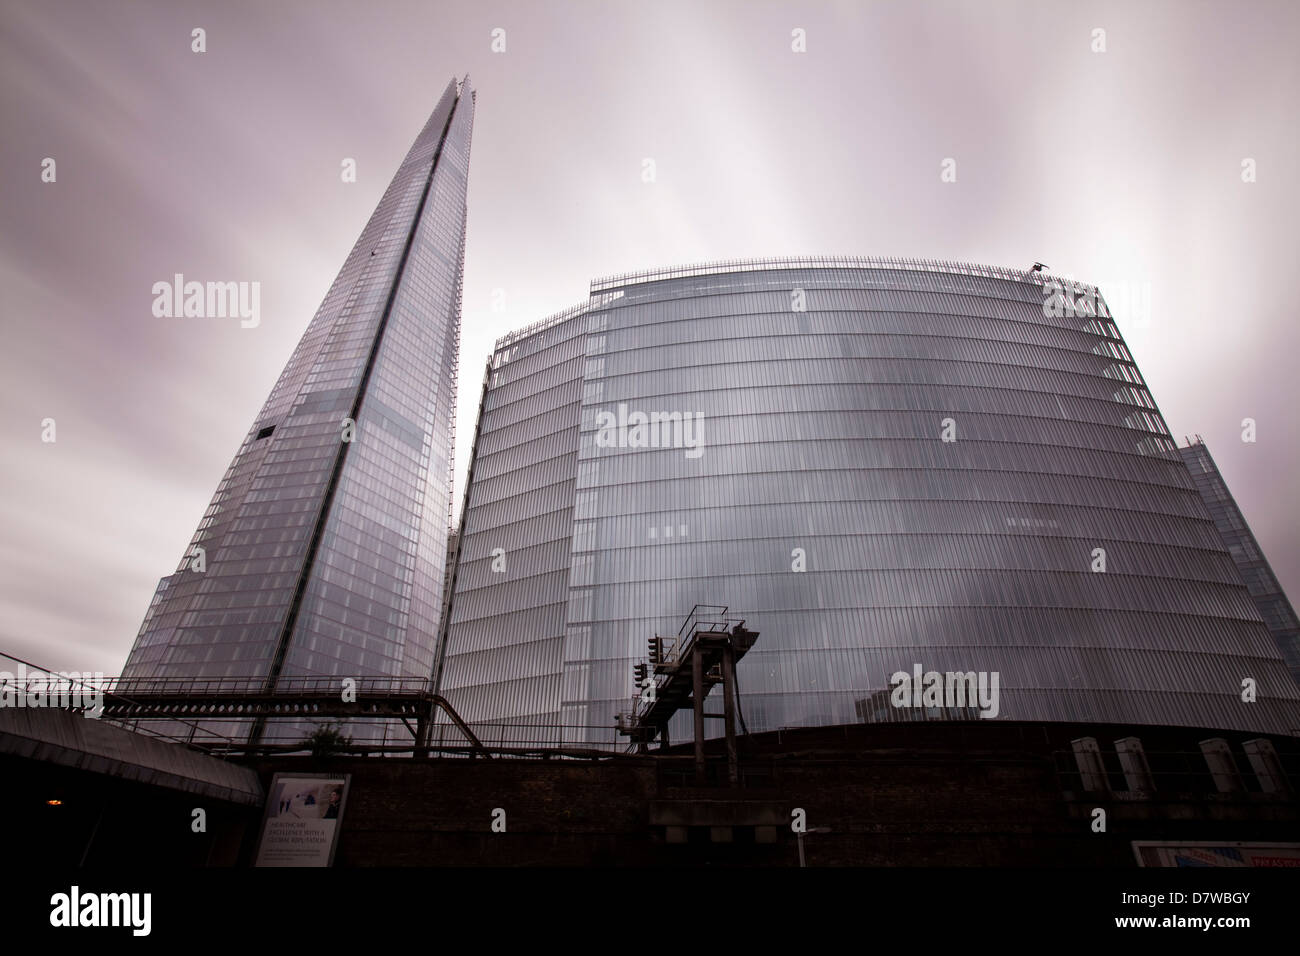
[1179, 437, 1300, 684]
[440, 258, 1300, 742]
[122, 76, 474, 690]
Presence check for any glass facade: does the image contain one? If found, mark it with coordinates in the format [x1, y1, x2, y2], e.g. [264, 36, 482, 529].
[442, 259, 1300, 741]
[123, 78, 473, 697]
[435, 301, 594, 741]
[1179, 438, 1300, 684]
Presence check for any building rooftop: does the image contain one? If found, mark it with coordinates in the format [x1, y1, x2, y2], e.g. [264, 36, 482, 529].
[495, 255, 1100, 350]
[589, 254, 1091, 294]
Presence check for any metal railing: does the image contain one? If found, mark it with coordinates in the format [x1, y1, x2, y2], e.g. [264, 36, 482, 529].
[588, 255, 1091, 294]
[103, 676, 435, 697]
[493, 290, 626, 350]
[115, 717, 639, 759]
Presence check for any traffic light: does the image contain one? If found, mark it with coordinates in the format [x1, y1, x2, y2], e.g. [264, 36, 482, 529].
[633, 662, 648, 685]
[648, 636, 663, 665]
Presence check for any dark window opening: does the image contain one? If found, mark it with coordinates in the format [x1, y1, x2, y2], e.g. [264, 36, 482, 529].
[255, 425, 275, 440]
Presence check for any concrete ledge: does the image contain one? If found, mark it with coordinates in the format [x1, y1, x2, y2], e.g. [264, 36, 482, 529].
[0, 707, 263, 806]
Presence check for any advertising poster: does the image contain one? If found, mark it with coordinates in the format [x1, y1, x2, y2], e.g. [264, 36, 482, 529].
[254, 773, 351, 867]
[1133, 841, 1300, 867]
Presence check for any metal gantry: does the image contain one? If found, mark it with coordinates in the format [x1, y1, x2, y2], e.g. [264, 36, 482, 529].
[617, 605, 759, 786]
[94, 676, 487, 757]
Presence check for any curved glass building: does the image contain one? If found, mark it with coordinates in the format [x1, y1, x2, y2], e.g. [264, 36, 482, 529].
[439, 258, 1300, 742]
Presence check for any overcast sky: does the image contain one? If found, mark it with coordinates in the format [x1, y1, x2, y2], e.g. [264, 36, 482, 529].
[2, 0, 1297, 675]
